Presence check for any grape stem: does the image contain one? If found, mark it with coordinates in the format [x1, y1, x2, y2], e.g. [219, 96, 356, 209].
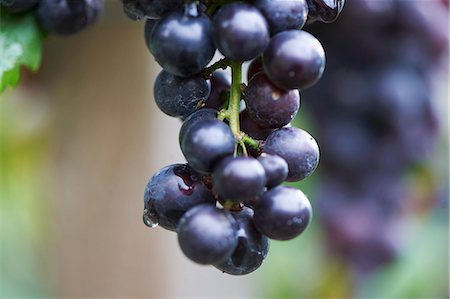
[202, 58, 230, 78]
[228, 60, 242, 136]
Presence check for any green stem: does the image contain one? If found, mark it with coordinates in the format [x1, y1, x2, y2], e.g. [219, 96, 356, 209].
[228, 60, 243, 136]
[242, 135, 261, 151]
[202, 58, 230, 78]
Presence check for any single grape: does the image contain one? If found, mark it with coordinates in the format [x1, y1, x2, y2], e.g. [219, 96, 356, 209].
[122, 0, 183, 20]
[0, 0, 39, 13]
[254, 0, 308, 35]
[263, 30, 325, 89]
[180, 119, 235, 173]
[245, 72, 300, 128]
[240, 110, 274, 140]
[212, 156, 266, 202]
[205, 70, 231, 109]
[307, 0, 345, 23]
[153, 70, 210, 118]
[214, 208, 269, 275]
[36, 0, 103, 35]
[213, 3, 269, 61]
[254, 186, 312, 240]
[257, 153, 288, 188]
[179, 108, 217, 145]
[149, 9, 216, 77]
[177, 204, 239, 264]
[144, 164, 216, 231]
[263, 127, 319, 181]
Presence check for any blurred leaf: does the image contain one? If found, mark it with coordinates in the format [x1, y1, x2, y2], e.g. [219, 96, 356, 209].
[0, 10, 45, 93]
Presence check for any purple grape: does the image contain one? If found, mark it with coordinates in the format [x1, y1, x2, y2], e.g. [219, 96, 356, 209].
[257, 153, 288, 188]
[245, 72, 300, 128]
[149, 9, 215, 76]
[177, 204, 239, 264]
[180, 119, 235, 173]
[212, 156, 266, 202]
[254, 0, 308, 35]
[179, 108, 217, 145]
[144, 164, 215, 231]
[153, 70, 210, 118]
[254, 186, 312, 240]
[213, 3, 270, 61]
[263, 30, 325, 89]
[263, 127, 320, 182]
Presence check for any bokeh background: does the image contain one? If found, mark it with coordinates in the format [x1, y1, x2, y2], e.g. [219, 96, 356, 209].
[1, 1, 448, 298]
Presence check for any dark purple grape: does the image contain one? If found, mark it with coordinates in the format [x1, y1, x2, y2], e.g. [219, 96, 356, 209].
[254, 0, 308, 35]
[212, 156, 266, 202]
[247, 57, 264, 81]
[254, 186, 312, 240]
[180, 119, 235, 173]
[205, 70, 231, 109]
[263, 30, 325, 89]
[36, 0, 103, 35]
[150, 9, 215, 77]
[177, 204, 238, 264]
[0, 0, 39, 13]
[179, 108, 217, 145]
[263, 127, 319, 182]
[122, 0, 183, 20]
[257, 153, 288, 188]
[214, 208, 269, 275]
[213, 3, 269, 61]
[245, 72, 300, 128]
[144, 164, 215, 231]
[153, 70, 210, 118]
[240, 110, 274, 140]
[307, 0, 345, 23]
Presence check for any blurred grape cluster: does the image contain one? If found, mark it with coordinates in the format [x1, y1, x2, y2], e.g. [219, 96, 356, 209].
[299, 0, 448, 292]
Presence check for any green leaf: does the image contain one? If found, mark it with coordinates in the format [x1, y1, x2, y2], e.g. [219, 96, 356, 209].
[0, 10, 45, 93]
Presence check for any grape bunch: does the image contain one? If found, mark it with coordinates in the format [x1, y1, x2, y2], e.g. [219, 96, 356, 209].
[1, 0, 103, 35]
[122, 0, 344, 275]
[303, 0, 448, 276]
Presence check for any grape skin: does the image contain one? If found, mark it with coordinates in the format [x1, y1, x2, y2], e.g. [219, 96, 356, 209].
[177, 204, 239, 265]
[254, 0, 308, 35]
[263, 127, 320, 182]
[254, 186, 312, 240]
[153, 70, 210, 118]
[149, 10, 216, 77]
[245, 72, 300, 128]
[212, 156, 266, 202]
[180, 119, 235, 173]
[144, 164, 216, 231]
[213, 3, 270, 61]
[263, 30, 325, 89]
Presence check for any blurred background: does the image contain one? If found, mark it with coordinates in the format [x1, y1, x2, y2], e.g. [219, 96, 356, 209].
[0, 1, 448, 298]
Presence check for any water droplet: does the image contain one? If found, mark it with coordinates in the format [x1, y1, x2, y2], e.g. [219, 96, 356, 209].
[143, 208, 158, 228]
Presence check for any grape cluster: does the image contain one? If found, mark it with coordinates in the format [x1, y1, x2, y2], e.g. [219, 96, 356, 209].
[304, 0, 448, 275]
[123, 0, 344, 275]
[1, 0, 103, 35]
